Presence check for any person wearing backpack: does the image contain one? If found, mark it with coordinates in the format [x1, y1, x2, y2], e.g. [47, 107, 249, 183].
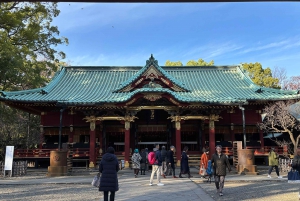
[211, 145, 231, 197]
[140, 149, 147, 175]
[166, 145, 177, 178]
[149, 143, 164, 186]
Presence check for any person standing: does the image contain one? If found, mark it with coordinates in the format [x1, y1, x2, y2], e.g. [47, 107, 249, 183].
[179, 146, 192, 178]
[140, 148, 147, 175]
[145, 148, 149, 172]
[267, 147, 282, 179]
[166, 145, 177, 178]
[131, 148, 142, 178]
[99, 147, 119, 201]
[211, 145, 231, 196]
[161, 146, 167, 178]
[199, 149, 209, 177]
[149, 143, 164, 186]
[292, 147, 300, 172]
[291, 146, 300, 199]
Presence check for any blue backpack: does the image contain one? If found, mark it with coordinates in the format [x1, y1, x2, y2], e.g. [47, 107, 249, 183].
[206, 160, 213, 175]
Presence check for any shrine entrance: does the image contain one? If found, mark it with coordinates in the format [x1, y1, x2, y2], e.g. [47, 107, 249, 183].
[133, 109, 173, 150]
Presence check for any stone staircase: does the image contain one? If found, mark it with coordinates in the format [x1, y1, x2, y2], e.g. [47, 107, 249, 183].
[97, 153, 201, 168]
[187, 154, 201, 167]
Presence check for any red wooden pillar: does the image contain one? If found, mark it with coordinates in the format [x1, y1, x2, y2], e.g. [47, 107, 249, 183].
[175, 121, 181, 167]
[89, 121, 96, 168]
[124, 121, 130, 168]
[209, 119, 215, 159]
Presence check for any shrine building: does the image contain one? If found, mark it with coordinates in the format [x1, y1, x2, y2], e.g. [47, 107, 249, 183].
[1, 55, 299, 168]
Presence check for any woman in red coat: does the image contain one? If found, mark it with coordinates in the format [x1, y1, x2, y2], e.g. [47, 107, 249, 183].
[199, 149, 209, 176]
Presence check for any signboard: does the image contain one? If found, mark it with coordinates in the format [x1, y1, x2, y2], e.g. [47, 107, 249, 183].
[4, 146, 14, 171]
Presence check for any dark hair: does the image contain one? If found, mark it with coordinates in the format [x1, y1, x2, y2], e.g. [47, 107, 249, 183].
[106, 147, 115, 154]
[154, 143, 159, 148]
[183, 146, 189, 152]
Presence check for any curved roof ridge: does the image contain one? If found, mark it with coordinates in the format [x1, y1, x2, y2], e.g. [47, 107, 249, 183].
[0, 87, 43, 97]
[41, 67, 67, 94]
[0, 67, 67, 97]
[236, 65, 299, 95]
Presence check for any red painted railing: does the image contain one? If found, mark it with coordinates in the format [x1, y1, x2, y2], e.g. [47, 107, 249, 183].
[14, 148, 92, 158]
[220, 146, 284, 156]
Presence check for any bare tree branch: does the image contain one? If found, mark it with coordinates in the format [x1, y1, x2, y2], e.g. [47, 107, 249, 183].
[259, 100, 300, 153]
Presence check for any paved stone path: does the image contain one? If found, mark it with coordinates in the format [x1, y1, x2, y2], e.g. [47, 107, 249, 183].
[1, 167, 299, 201]
[194, 179, 300, 201]
[0, 169, 213, 201]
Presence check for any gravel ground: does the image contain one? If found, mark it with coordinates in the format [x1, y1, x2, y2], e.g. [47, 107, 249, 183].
[0, 184, 101, 201]
[195, 180, 300, 201]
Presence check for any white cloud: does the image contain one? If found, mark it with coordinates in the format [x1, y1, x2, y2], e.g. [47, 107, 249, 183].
[236, 36, 300, 56]
[181, 42, 243, 61]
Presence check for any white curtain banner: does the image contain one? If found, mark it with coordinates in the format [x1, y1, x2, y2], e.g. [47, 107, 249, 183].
[4, 146, 14, 171]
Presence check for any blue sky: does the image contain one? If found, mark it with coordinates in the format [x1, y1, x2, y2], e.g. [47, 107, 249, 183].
[53, 2, 300, 77]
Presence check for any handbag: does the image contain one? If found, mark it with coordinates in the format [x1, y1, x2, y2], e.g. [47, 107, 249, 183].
[199, 164, 206, 176]
[91, 173, 101, 187]
[287, 169, 300, 183]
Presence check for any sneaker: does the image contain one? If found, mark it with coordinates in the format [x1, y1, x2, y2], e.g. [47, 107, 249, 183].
[278, 176, 283, 179]
[173, 176, 178, 178]
[162, 174, 166, 178]
[157, 183, 164, 186]
[149, 183, 153, 186]
[219, 192, 223, 196]
[267, 175, 271, 178]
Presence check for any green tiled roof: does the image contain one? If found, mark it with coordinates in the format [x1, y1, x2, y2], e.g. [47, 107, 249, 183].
[1, 59, 299, 106]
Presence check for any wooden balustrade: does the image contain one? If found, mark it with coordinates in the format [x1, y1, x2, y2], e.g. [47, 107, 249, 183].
[14, 148, 91, 158]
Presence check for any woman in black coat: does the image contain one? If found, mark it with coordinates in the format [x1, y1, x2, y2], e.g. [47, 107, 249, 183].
[99, 147, 119, 201]
[179, 146, 192, 178]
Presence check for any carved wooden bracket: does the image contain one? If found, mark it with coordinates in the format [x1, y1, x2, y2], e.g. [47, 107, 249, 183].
[143, 94, 162, 102]
[83, 115, 138, 131]
[209, 114, 222, 121]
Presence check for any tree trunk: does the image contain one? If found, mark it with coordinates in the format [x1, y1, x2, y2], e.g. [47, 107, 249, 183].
[295, 135, 300, 154]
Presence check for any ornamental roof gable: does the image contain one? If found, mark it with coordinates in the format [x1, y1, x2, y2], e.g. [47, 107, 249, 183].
[113, 54, 190, 92]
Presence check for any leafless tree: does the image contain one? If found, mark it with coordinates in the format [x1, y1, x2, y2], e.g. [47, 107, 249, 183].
[258, 100, 300, 154]
[284, 76, 300, 90]
[272, 66, 288, 89]
[268, 138, 293, 155]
